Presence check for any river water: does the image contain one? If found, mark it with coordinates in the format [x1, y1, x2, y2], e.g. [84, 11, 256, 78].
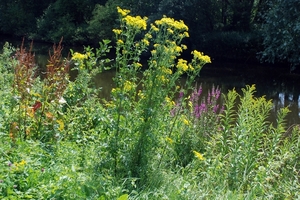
[1, 37, 300, 126]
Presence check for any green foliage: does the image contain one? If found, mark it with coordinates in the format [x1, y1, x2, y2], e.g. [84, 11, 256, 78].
[0, 8, 299, 199]
[260, 0, 300, 69]
[87, 1, 119, 43]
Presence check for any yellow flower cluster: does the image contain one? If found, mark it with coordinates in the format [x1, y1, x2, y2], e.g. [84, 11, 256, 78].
[124, 80, 134, 92]
[155, 17, 188, 32]
[176, 59, 189, 72]
[72, 52, 87, 60]
[113, 29, 122, 35]
[11, 159, 26, 171]
[117, 7, 130, 17]
[142, 38, 149, 46]
[192, 50, 211, 63]
[123, 15, 148, 30]
[165, 96, 175, 107]
[151, 24, 159, 32]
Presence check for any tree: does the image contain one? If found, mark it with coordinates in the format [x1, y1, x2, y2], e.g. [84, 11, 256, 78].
[0, 0, 54, 36]
[259, 0, 300, 70]
[35, 0, 95, 43]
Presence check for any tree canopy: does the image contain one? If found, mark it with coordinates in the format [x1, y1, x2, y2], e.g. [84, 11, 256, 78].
[0, 0, 298, 67]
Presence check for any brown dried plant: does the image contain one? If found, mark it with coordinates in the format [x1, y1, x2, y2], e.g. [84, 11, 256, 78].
[45, 37, 70, 102]
[13, 38, 36, 100]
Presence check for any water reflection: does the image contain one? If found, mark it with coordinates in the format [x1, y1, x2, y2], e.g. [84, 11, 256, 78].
[93, 67, 300, 126]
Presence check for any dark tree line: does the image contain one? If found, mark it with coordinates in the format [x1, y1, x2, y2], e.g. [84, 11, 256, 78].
[0, 0, 299, 67]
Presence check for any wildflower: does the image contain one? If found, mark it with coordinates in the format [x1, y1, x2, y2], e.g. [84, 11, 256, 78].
[176, 59, 189, 72]
[192, 50, 211, 64]
[193, 150, 205, 160]
[165, 96, 175, 107]
[142, 39, 149, 46]
[162, 67, 172, 75]
[124, 80, 133, 91]
[19, 160, 26, 166]
[113, 29, 122, 35]
[181, 44, 187, 50]
[155, 17, 188, 32]
[133, 62, 142, 69]
[167, 28, 174, 34]
[188, 64, 194, 71]
[151, 24, 159, 32]
[175, 46, 182, 53]
[145, 33, 152, 39]
[123, 15, 148, 30]
[151, 50, 157, 55]
[57, 120, 64, 131]
[71, 52, 87, 60]
[158, 75, 168, 83]
[183, 32, 189, 37]
[181, 115, 190, 126]
[117, 7, 130, 17]
[117, 39, 124, 45]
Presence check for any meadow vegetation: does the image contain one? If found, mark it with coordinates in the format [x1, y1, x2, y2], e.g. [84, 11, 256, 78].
[0, 8, 299, 199]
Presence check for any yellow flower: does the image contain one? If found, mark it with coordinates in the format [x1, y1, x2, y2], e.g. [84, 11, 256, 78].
[165, 96, 175, 107]
[188, 64, 194, 71]
[192, 50, 211, 63]
[181, 44, 187, 50]
[113, 29, 122, 35]
[72, 52, 87, 60]
[124, 80, 133, 91]
[123, 15, 147, 30]
[142, 39, 149, 46]
[151, 49, 157, 55]
[57, 120, 64, 131]
[193, 150, 205, 161]
[162, 67, 172, 75]
[155, 17, 188, 32]
[167, 28, 174, 34]
[158, 75, 168, 83]
[134, 62, 142, 69]
[145, 33, 152, 39]
[19, 159, 26, 166]
[183, 31, 189, 37]
[176, 59, 189, 72]
[175, 46, 182, 53]
[117, 7, 130, 17]
[166, 137, 174, 144]
[117, 39, 124, 45]
[151, 24, 159, 32]
[183, 118, 190, 126]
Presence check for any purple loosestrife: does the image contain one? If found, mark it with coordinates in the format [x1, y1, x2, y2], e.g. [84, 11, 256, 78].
[190, 85, 223, 119]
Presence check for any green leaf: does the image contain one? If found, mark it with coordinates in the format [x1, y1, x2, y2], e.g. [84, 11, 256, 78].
[117, 194, 129, 200]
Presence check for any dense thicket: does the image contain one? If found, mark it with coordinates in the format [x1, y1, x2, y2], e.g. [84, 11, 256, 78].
[0, 0, 299, 67]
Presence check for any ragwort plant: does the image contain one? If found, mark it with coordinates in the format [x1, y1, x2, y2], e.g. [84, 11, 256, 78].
[88, 7, 212, 185]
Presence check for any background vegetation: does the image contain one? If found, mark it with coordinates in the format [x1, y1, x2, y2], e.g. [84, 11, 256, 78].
[0, 0, 299, 68]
